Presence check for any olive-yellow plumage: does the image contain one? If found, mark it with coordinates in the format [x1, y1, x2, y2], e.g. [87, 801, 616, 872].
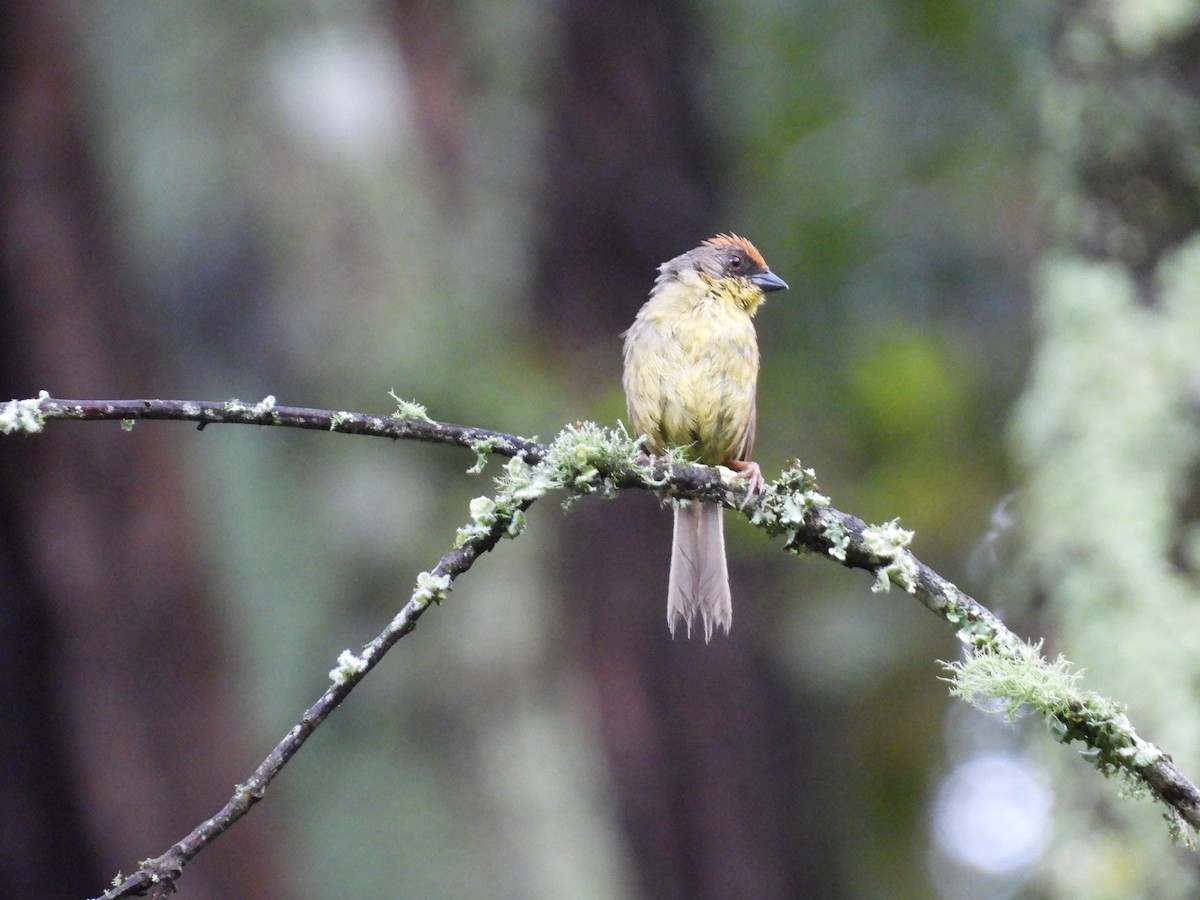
[622, 234, 788, 639]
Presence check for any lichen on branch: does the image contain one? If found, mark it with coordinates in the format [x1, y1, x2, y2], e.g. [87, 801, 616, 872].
[6, 393, 1198, 894]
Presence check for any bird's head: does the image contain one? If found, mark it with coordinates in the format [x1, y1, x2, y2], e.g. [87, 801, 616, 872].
[658, 233, 788, 312]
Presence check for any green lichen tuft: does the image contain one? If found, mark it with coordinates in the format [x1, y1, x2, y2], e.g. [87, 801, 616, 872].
[388, 390, 434, 423]
[943, 639, 1084, 721]
[747, 461, 828, 548]
[944, 640, 1179, 818]
[451, 421, 638, 551]
[541, 421, 639, 505]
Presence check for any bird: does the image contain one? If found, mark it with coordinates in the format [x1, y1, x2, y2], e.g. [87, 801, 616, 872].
[622, 234, 788, 640]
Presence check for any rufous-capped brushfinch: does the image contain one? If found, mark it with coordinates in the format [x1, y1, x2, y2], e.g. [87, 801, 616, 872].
[622, 234, 788, 640]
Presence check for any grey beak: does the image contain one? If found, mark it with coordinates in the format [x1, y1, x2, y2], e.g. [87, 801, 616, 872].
[752, 270, 789, 292]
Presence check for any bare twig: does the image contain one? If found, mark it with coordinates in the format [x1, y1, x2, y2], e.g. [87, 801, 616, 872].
[18, 394, 543, 462]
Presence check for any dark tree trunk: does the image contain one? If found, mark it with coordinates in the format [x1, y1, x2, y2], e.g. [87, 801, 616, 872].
[0, 4, 279, 897]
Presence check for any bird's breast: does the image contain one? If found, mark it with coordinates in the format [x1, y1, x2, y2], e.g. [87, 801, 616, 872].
[622, 285, 759, 465]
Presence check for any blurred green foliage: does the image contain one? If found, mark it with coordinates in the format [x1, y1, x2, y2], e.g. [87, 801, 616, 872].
[63, 0, 1074, 896]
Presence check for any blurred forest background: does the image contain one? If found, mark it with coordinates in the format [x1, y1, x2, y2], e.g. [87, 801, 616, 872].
[5, 1, 1200, 898]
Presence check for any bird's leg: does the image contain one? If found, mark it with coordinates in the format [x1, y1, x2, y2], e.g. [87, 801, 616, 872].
[723, 458, 765, 509]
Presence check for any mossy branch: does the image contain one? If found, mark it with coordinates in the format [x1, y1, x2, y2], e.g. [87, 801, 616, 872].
[6, 393, 1197, 894]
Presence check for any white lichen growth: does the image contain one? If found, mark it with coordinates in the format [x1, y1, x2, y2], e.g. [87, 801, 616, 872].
[412, 570, 452, 608]
[505, 509, 527, 538]
[329, 411, 354, 431]
[470, 495, 497, 526]
[747, 463, 827, 542]
[328, 649, 368, 686]
[120, 419, 135, 432]
[823, 518, 850, 561]
[540, 421, 634, 504]
[388, 390, 434, 423]
[937, 588, 1025, 659]
[456, 496, 498, 544]
[500, 455, 558, 502]
[454, 451, 558, 547]
[252, 395, 277, 415]
[451, 422, 637, 550]
[181, 402, 202, 418]
[775, 491, 809, 527]
[467, 437, 498, 474]
[1120, 731, 1164, 769]
[0, 391, 49, 434]
[862, 518, 919, 593]
[792, 466, 830, 509]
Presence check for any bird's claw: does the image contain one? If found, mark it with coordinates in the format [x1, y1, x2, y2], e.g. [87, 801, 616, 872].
[636, 450, 673, 487]
[724, 459, 765, 510]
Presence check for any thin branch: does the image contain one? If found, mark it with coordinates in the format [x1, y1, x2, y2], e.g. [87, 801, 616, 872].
[13, 394, 543, 462]
[786, 501, 1200, 834]
[5, 394, 1198, 892]
[95, 487, 535, 900]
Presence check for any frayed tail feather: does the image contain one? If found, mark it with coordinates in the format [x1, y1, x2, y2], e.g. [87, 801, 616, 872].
[668, 501, 731, 641]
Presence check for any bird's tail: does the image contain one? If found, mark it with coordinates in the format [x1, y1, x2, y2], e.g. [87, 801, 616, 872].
[668, 501, 732, 641]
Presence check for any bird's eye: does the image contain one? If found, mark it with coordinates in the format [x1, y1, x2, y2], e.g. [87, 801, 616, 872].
[729, 254, 742, 269]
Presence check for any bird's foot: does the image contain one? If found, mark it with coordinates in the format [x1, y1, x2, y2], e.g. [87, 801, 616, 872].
[635, 449, 672, 487]
[724, 458, 765, 509]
